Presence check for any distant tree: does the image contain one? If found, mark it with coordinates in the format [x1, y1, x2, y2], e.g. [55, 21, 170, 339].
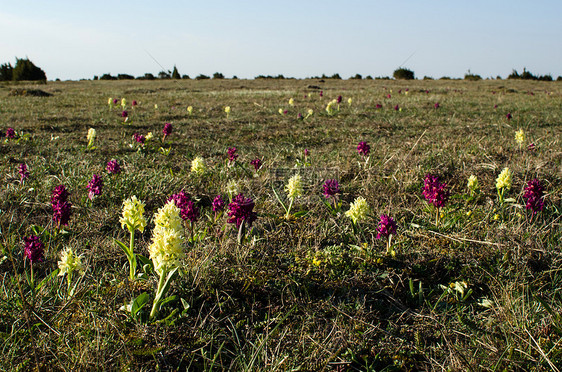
[464, 72, 482, 81]
[139, 73, 155, 80]
[195, 74, 210, 80]
[171, 65, 180, 79]
[158, 71, 171, 79]
[100, 73, 116, 80]
[213, 72, 225, 79]
[0, 62, 13, 81]
[393, 68, 414, 80]
[12, 58, 47, 82]
[117, 74, 134, 80]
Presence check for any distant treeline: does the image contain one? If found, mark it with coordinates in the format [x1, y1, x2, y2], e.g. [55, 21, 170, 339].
[95, 67, 562, 82]
[1, 57, 560, 82]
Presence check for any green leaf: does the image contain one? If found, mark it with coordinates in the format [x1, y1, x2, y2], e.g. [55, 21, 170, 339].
[36, 269, 59, 292]
[157, 267, 179, 300]
[131, 292, 150, 318]
[159, 295, 178, 309]
[114, 239, 132, 261]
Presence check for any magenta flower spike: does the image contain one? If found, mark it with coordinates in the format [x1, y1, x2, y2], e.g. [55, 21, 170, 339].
[250, 158, 262, 172]
[227, 193, 257, 228]
[523, 178, 545, 215]
[357, 141, 370, 157]
[87, 174, 103, 200]
[376, 214, 397, 239]
[227, 147, 238, 164]
[106, 159, 121, 174]
[212, 195, 225, 213]
[51, 185, 72, 227]
[19, 163, 29, 183]
[163, 122, 173, 136]
[168, 190, 199, 222]
[422, 174, 450, 209]
[323, 179, 341, 198]
[133, 133, 145, 144]
[23, 235, 44, 263]
[6, 128, 15, 139]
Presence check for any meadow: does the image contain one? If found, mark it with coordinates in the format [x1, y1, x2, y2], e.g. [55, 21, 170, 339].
[1, 77, 561, 371]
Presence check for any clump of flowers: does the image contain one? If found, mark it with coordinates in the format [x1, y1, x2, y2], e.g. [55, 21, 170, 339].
[6, 127, 16, 139]
[51, 185, 72, 228]
[23, 235, 44, 263]
[18, 163, 29, 183]
[148, 200, 185, 318]
[376, 214, 397, 255]
[58, 246, 84, 296]
[515, 129, 525, 149]
[227, 193, 257, 242]
[523, 178, 545, 216]
[87, 128, 96, 150]
[495, 168, 512, 204]
[87, 174, 103, 200]
[250, 158, 262, 172]
[191, 156, 206, 174]
[162, 122, 173, 141]
[345, 196, 369, 226]
[106, 159, 121, 174]
[423, 174, 450, 225]
[118, 196, 147, 281]
[227, 147, 238, 165]
[467, 175, 479, 197]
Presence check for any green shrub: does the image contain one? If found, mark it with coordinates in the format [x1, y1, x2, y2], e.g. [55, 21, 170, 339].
[464, 73, 482, 81]
[393, 68, 415, 80]
[12, 58, 47, 82]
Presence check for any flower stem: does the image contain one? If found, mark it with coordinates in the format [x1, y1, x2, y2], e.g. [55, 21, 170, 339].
[128, 230, 136, 281]
[150, 270, 167, 319]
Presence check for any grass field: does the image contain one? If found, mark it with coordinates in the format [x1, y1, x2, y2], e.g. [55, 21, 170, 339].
[1, 78, 561, 371]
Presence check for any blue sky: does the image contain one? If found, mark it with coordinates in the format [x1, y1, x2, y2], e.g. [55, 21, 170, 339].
[1, 0, 561, 80]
